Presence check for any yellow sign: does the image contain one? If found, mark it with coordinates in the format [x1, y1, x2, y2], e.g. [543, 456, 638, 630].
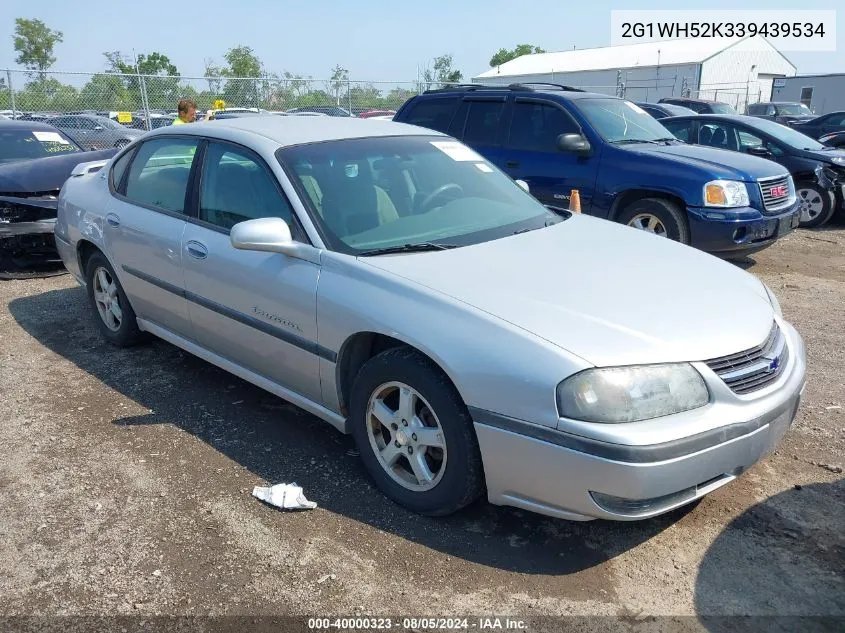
[213, 100, 226, 110]
[117, 111, 132, 123]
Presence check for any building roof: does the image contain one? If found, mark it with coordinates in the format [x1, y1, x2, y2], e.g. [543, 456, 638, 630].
[475, 35, 787, 79]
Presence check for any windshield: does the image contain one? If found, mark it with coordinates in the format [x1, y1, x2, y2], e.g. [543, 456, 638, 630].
[0, 129, 80, 164]
[710, 103, 738, 114]
[277, 136, 564, 254]
[95, 117, 123, 129]
[777, 103, 813, 115]
[576, 99, 674, 143]
[751, 117, 825, 150]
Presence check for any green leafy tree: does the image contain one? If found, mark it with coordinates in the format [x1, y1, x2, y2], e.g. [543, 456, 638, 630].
[79, 74, 132, 110]
[220, 46, 263, 107]
[103, 51, 180, 109]
[204, 59, 223, 95]
[489, 44, 546, 68]
[329, 64, 349, 106]
[13, 18, 64, 81]
[421, 54, 462, 90]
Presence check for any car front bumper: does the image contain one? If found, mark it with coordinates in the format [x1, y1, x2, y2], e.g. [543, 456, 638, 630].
[472, 325, 807, 522]
[686, 203, 800, 256]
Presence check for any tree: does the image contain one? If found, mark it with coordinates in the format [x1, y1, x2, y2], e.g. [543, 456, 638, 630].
[329, 64, 349, 106]
[13, 18, 64, 81]
[421, 54, 462, 90]
[489, 44, 546, 68]
[220, 46, 263, 107]
[223, 45, 262, 78]
[204, 58, 223, 94]
[103, 51, 180, 110]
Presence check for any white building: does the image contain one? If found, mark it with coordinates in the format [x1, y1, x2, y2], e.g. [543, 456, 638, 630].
[472, 36, 796, 112]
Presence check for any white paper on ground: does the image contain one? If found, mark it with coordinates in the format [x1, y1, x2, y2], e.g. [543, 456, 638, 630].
[252, 482, 317, 510]
[32, 131, 71, 144]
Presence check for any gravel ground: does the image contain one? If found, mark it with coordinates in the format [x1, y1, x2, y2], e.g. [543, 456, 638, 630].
[0, 228, 843, 632]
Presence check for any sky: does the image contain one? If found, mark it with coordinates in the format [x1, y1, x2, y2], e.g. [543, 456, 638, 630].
[0, 0, 841, 82]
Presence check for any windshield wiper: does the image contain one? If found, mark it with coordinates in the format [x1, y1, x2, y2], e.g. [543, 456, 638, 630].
[357, 242, 459, 256]
[610, 138, 662, 145]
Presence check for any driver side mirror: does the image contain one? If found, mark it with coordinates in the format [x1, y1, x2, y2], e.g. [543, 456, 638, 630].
[230, 217, 309, 260]
[747, 145, 771, 157]
[93, 125, 104, 131]
[557, 133, 591, 156]
[515, 179, 530, 193]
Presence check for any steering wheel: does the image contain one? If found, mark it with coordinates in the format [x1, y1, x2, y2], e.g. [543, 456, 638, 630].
[419, 183, 463, 213]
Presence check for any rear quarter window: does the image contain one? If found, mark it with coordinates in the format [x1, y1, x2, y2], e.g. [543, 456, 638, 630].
[402, 98, 458, 133]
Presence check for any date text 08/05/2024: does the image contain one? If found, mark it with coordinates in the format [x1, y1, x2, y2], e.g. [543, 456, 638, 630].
[307, 617, 527, 630]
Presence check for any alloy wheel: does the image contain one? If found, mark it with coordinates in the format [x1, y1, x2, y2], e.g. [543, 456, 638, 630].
[627, 213, 668, 236]
[92, 266, 122, 332]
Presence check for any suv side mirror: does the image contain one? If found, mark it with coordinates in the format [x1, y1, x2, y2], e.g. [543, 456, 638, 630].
[230, 216, 313, 261]
[557, 133, 591, 155]
[515, 179, 530, 193]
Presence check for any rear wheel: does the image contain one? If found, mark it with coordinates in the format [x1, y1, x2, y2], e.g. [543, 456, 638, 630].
[349, 346, 484, 516]
[617, 197, 691, 244]
[795, 181, 835, 228]
[85, 251, 143, 347]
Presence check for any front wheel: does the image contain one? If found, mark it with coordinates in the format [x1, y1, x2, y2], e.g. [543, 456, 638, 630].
[795, 182, 835, 228]
[616, 197, 691, 244]
[349, 347, 484, 516]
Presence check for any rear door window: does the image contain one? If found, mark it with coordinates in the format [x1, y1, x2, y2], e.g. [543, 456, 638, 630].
[123, 137, 199, 214]
[462, 100, 505, 146]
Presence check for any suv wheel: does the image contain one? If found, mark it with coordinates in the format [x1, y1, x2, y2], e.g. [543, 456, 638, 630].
[795, 182, 835, 228]
[349, 346, 484, 516]
[617, 197, 690, 244]
[85, 251, 143, 347]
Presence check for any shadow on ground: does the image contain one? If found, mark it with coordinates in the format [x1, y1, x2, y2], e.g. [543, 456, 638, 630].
[11, 286, 701, 575]
[695, 479, 845, 632]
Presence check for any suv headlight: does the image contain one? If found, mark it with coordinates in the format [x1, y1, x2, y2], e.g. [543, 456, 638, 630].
[764, 283, 783, 317]
[557, 364, 709, 424]
[704, 180, 750, 208]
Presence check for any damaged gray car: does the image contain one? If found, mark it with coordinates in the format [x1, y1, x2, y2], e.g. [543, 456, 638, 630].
[0, 119, 116, 278]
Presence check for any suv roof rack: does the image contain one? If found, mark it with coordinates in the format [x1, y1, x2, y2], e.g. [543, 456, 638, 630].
[423, 82, 587, 95]
[508, 82, 586, 92]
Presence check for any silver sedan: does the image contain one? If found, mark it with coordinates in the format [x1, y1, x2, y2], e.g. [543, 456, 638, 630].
[54, 115, 806, 521]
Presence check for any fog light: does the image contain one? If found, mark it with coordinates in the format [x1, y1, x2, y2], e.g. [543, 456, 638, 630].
[733, 227, 747, 243]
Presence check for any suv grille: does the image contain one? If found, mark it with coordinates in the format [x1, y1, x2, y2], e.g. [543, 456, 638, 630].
[705, 323, 788, 395]
[758, 175, 793, 214]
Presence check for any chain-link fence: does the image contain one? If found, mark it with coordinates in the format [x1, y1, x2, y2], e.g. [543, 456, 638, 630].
[0, 69, 448, 149]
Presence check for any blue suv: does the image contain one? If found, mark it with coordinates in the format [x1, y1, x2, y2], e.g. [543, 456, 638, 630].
[393, 84, 801, 257]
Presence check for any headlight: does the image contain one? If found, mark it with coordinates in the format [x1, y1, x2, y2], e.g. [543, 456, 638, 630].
[556, 364, 709, 424]
[764, 283, 783, 317]
[830, 156, 845, 167]
[703, 180, 750, 208]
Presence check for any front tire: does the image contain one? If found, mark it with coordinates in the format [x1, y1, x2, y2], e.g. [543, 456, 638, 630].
[85, 252, 143, 347]
[617, 197, 691, 244]
[349, 346, 484, 516]
[795, 181, 835, 228]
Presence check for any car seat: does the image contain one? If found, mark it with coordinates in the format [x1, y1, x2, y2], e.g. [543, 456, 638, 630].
[319, 160, 399, 237]
[710, 127, 727, 148]
[699, 127, 713, 145]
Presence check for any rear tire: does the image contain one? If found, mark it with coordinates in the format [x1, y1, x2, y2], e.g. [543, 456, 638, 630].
[795, 181, 835, 228]
[84, 251, 143, 347]
[617, 197, 691, 244]
[349, 346, 484, 516]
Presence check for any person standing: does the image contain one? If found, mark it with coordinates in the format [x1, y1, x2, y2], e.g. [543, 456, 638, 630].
[172, 99, 213, 125]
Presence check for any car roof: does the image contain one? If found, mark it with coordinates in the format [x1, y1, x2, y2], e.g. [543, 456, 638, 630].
[0, 118, 62, 131]
[661, 114, 759, 124]
[418, 84, 615, 101]
[145, 114, 446, 146]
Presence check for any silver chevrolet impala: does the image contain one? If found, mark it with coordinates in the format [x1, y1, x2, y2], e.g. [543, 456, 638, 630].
[55, 116, 806, 521]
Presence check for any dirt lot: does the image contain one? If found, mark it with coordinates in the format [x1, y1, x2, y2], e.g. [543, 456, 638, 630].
[1, 227, 843, 632]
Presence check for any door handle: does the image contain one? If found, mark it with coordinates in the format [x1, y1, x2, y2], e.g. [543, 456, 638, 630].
[106, 213, 120, 227]
[185, 240, 208, 260]
[506, 160, 520, 168]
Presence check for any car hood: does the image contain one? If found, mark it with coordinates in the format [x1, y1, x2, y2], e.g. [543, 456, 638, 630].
[627, 143, 786, 181]
[0, 149, 117, 194]
[360, 216, 775, 367]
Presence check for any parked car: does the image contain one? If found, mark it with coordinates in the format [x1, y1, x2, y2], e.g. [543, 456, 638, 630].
[788, 111, 845, 140]
[745, 102, 816, 126]
[285, 106, 354, 117]
[661, 114, 845, 228]
[658, 97, 738, 114]
[55, 116, 805, 521]
[393, 84, 799, 258]
[819, 130, 845, 149]
[358, 109, 396, 119]
[127, 114, 177, 130]
[0, 119, 116, 277]
[634, 102, 697, 120]
[46, 114, 145, 151]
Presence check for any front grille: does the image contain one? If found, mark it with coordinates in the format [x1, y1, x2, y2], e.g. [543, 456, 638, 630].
[705, 323, 788, 395]
[758, 175, 793, 214]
